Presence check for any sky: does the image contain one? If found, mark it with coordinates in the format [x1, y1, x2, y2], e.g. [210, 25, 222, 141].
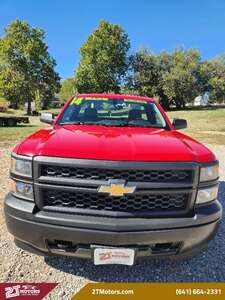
[1, 0, 225, 80]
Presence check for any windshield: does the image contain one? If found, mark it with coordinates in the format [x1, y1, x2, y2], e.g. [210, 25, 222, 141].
[58, 97, 167, 128]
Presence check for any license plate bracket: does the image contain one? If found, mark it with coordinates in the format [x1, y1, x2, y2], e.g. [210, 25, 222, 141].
[92, 246, 136, 266]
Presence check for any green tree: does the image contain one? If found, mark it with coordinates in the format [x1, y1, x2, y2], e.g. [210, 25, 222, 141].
[128, 49, 171, 109]
[74, 20, 130, 93]
[129, 48, 202, 109]
[59, 78, 76, 102]
[129, 49, 159, 96]
[162, 49, 201, 108]
[0, 19, 60, 114]
[200, 58, 225, 103]
[213, 53, 225, 65]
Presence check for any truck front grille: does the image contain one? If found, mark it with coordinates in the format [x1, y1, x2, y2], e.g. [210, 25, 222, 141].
[41, 189, 189, 215]
[34, 157, 198, 217]
[41, 165, 193, 183]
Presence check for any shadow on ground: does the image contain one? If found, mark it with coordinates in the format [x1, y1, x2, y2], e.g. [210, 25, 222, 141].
[45, 182, 225, 282]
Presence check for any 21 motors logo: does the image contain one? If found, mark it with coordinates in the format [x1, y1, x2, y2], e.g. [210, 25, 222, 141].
[0, 283, 57, 299]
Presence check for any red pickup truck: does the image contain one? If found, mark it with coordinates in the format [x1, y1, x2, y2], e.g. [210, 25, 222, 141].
[4, 94, 222, 266]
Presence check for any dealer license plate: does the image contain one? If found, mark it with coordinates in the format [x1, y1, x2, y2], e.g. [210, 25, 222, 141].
[93, 247, 135, 266]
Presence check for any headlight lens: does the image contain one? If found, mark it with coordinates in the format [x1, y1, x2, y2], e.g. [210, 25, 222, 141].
[11, 156, 32, 177]
[200, 164, 219, 182]
[10, 179, 34, 201]
[196, 185, 218, 204]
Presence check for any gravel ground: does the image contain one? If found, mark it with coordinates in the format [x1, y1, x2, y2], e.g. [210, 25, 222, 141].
[0, 143, 224, 299]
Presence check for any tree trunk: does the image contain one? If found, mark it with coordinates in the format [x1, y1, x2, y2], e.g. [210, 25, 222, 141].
[11, 102, 18, 109]
[27, 99, 32, 115]
[175, 99, 182, 109]
[159, 97, 170, 110]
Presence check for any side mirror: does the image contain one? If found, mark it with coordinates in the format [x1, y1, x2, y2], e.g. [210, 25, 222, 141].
[40, 112, 54, 124]
[172, 118, 187, 130]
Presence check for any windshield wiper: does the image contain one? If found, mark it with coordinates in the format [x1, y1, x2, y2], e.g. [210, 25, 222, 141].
[59, 121, 98, 125]
[95, 120, 128, 127]
[127, 124, 161, 128]
[59, 121, 82, 125]
[126, 121, 164, 128]
[95, 121, 161, 128]
[59, 120, 163, 128]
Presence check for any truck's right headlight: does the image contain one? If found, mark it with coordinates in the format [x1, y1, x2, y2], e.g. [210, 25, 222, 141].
[196, 185, 219, 205]
[11, 155, 32, 177]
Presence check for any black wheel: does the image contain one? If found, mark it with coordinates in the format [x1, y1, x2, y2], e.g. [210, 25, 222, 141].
[7, 118, 17, 127]
[0, 119, 4, 127]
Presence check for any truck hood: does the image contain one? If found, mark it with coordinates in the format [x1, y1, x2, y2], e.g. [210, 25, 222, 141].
[15, 125, 215, 162]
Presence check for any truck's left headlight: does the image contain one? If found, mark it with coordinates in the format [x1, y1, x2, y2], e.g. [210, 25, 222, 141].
[11, 155, 32, 177]
[10, 179, 34, 201]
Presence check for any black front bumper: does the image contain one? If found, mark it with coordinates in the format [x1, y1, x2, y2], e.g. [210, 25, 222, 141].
[4, 193, 222, 260]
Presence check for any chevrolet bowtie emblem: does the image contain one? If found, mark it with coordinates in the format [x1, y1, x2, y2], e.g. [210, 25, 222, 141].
[98, 180, 136, 197]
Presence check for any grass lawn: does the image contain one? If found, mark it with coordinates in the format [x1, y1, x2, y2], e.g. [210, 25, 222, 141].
[167, 107, 225, 145]
[0, 107, 224, 145]
[0, 108, 60, 144]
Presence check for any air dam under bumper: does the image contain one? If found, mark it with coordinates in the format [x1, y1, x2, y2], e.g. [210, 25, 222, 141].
[4, 193, 222, 259]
